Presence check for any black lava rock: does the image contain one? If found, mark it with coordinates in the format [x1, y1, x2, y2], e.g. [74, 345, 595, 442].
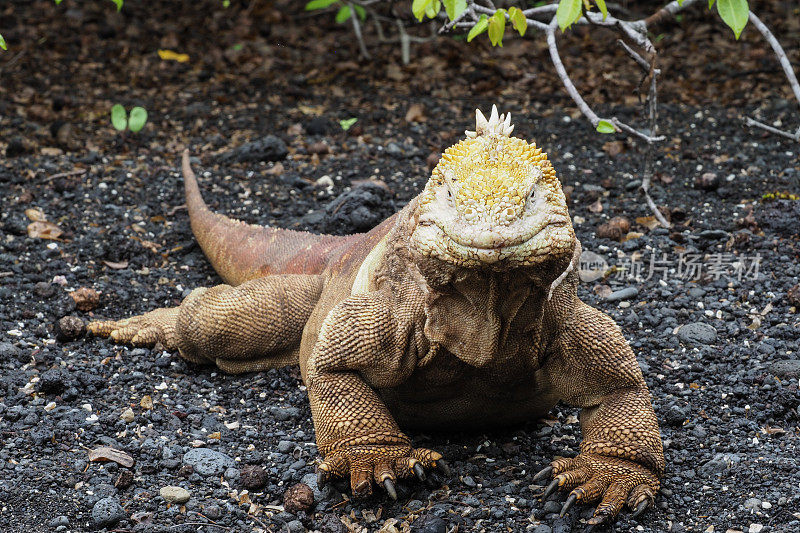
[38, 369, 67, 394]
[321, 182, 395, 235]
[91, 496, 126, 528]
[219, 135, 288, 164]
[411, 514, 447, 533]
[240, 464, 268, 490]
[54, 315, 85, 341]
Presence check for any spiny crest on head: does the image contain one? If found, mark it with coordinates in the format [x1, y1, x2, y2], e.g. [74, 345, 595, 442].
[465, 105, 514, 138]
[429, 105, 559, 215]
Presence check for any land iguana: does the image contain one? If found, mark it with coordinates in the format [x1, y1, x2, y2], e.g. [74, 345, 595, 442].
[88, 106, 664, 526]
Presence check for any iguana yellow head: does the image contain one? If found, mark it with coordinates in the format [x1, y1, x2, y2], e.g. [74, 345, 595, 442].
[411, 105, 575, 269]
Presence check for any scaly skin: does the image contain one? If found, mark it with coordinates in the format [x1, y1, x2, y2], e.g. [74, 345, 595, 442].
[88, 106, 664, 526]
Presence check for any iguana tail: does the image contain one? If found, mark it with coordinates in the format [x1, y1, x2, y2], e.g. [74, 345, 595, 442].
[182, 150, 346, 286]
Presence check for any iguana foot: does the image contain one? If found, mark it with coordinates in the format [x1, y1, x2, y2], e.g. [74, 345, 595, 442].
[88, 308, 180, 350]
[534, 453, 658, 525]
[316, 444, 447, 499]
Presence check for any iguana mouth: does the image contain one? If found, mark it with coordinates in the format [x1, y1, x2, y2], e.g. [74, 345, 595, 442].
[437, 219, 569, 251]
[414, 218, 573, 266]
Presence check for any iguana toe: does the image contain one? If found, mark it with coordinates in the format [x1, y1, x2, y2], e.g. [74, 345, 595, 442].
[316, 444, 444, 499]
[88, 308, 179, 350]
[537, 453, 658, 523]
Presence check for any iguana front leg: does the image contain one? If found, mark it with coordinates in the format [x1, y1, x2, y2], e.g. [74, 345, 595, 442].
[88, 274, 323, 373]
[307, 293, 444, 498]
[537, 302, 664, 526]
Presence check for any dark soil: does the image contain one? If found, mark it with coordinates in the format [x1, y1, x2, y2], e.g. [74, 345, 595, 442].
[1, 1, 799, 532]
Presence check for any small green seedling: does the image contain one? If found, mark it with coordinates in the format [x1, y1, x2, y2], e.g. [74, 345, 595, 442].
[0, 34, 6, 51]
[111, 104, 148, 133]
[339, 118, 358, 131]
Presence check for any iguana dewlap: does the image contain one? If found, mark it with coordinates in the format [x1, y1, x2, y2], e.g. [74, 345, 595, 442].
[88, 106, 664, 525]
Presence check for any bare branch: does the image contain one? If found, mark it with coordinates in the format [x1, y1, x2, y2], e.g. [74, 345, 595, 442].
[617, 39, 650, 72]
[639, 66, 671, 228]
[747, 12, 800, 105]
[644, 0, 704, 27]
[348, 3, 371, 59]
[545, 22, 601, 127]
[611, 117, 665, 144]
[744, 118, 800, 142]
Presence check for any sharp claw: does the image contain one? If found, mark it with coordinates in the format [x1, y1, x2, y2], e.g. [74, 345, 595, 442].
[587, 513, 610, 527]
[354, 479, 371, 497]
[413, 463, 426, 482]
[632, 499, 650, 519]
[560, 493, 577, 517]
[533, 465, 553, 483]
[435, 459, 451, 477]
[542, 478, 560, 499]
[383, 479, 397, 500]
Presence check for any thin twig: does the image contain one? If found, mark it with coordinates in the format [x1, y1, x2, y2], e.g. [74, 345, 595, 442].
[742, 11, 800, 141]
[617, 39, 650, 72]
[348, 3, 371, 59]
[545, 21, 600, 126]
[639, 65, 671, 228]
[45, 168, 87, 181]
[644, 0, 704, 27]
[744, 118, 800, 141]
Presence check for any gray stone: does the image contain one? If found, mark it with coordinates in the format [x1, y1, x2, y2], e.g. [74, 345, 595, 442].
[700, 452, 741, 475]
[286, 519, 305, 533]
[267, 406, 302, 421]
[698, 229, 729, 240]
[770, 359, 800, 379]
[744, 497, 762, 511]
[605, 287, 638, 302]
[48, 516, 69, 528]
[160, 485, 191, 504]
[0, 342, 19, 360]
[677, 322, 717, 344]
[182, 448, 235, 476]
[92, 497, 126, 528]
[578, 250, 609, 282]
[531, 525, 553, 533]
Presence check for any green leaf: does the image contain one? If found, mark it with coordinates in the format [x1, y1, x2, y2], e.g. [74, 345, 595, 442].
[677, 0, 684, 5]
[353, 4, 366, 20]
[128, 107, 148, 133]
[0, 34, 6, 51]
[716, 0, 748, 39]
[109, 0, 123, 11]
[508, 7, 527, 36]
[443, 0, 466, 21]
[556, 0, 582, 31]
[339, 118, 358, 131]
[305, 0, 338, 10]
[411, 0, 430, 22]
[594, 0, 607, 19]
[111, 105, 128, 131]
[335, 5, 352, 23]
[54, 0, 63, 4]
[223, 0, 230, 6]
[708, 0, 716, 7]
[596, 120, 616, 134]
[467, 14, 489, 42]
[425, 0, 441, 19]
[488, 9, 506, 47]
